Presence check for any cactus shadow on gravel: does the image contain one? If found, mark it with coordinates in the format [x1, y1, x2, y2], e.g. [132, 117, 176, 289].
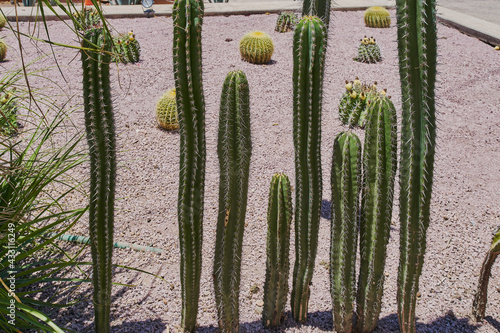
[320, 199, 331, 220]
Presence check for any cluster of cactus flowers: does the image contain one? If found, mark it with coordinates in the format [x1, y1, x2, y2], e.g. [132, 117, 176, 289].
[155, 88, 179, 130]
[73, 7, 100, 31]
[113, 31, 140, 64]
[274, 11, 299, 33]
[0, 90, 18, 135]
[239, 31, 274, 64]
[364, 6, 391, 28]
[354, 36, 382, 63]
[339, 78, 380, 128]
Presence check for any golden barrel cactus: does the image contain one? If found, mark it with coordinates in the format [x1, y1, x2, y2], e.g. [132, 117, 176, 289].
[364, 6, 391, 28]
[155, 88, 179, 131]
[239, 31, 274, 64]
[0, 39, 7, 62]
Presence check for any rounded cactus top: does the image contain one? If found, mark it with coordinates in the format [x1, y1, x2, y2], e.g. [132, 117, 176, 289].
[364, 6, 391, 28]
[0, 12, 6, 30]
[240, 31, 274, 64]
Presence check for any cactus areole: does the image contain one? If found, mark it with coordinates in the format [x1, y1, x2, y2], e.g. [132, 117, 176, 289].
[172, 0, 206, 331]
[395, 0, 437, 332]
[291, 16, 326, 323]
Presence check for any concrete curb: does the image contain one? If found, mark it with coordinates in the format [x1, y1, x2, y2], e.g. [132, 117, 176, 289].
[0, 1, 499, 46]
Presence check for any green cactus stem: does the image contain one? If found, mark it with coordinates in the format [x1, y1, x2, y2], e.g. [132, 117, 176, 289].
[338, 78, 378, 128]
[263, 173, 292, 328]
[172, 0, 206, 330]
[472, 227, 500, 321]
[302, 0, 331, 30]
[291, 15, 326, 323]
[155, 88, 179, 131]
[73, 7, 100, 31]
[213, 70, 252, 333]
[364, 6, 391, 28]
[330, 131, 361, 333]
[354, 36, 382, 64]
[81, 28, 116, 333]
[275, 11, 299, 33]
[113, 31, 140, 64]
[239, 31, 274, 64]
[356, 92, 397, 333]
[395, 0, 437, 331]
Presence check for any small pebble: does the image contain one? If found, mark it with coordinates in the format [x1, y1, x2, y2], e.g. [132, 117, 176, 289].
[256, 300, 264, 307]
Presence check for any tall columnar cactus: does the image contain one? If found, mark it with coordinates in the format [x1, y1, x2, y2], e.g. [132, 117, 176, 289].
[302, 0, 331, 30]
[395, 0, 437, 331]
[81, 28, 116, 333]
[213, 70, 251, 333]
[291, 15, 326, 323]
[263, 173, 292, 328]
[172, 0, 206, 330]
[356, 93, 397, 333]
[472, 227, 500, 321]
[330, 131, 361, 333]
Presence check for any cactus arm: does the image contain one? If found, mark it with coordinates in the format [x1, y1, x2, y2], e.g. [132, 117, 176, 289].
[213, 70, 251, 333]
[263, 173, 292, 328]
[172, 0, 206, 330]
[291, 16, 326, 323]
[330, 132, 361, 333]
[81, 28, 115, 333]
[356, 96, 397, 333]
[395, 0, 437, 331]
[472, 228, 500, 321]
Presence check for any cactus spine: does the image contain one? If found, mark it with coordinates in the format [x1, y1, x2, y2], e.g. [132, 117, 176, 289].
[213, 70, 251, 333]
[172, 0, 206, 330]
[330, 131, 361, 333]
[472, 227, 500, 321]
[81, 28, 116, 333]
[395, 0, 437, 331]
[302, 0, 331, 30]
[291, 16, 326, 323]
[356, 93, 397, 333]
[263, 173, 292, 328]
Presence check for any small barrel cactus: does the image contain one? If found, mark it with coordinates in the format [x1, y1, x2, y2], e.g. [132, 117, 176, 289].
[0, 90, 18, 135]
[239, 31, 274, 64]
[354, 36, 382, 64]
[0, 12, 7, 29]
[275, 11, 299, 33]
[364, 6, 391, 28]
[338, 78, 379, 128]
[156, 88, 179, 131]
[73, 7, 100, 31]
[113, 31, 141, 64]
[0, 39, 7, 62]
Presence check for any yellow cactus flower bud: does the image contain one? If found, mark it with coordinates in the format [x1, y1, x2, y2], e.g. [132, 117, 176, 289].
[350, 91, 357, 99]
[345, 82, 353, 91]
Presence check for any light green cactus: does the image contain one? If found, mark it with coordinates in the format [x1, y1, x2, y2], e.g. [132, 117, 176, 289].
[263, 173, 292, 328]
[0, 39, 7, 62]
[172, 0, 206, 330]
[364, 6, 391, 28]
[239, 31, 274, 64]
[0, 89, 18, 136]
[81, 28, 116, 333]
[155, 88, 179, 131]
[356, 92, 397, 333]
[275, 11, 299, 33]
[354, 36, 382, 64]
[291, 15, 326, 323]
[0, 12, 7, 30]
[330, 131, 361, 333]
[472, 227, 500, 321]
[213, 70, 252, 333]
[395, 0, 437, 331]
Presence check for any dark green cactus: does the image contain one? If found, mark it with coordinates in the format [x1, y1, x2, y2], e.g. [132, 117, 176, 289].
[275, 11, 299, 33]
[113, 32, 140, 64]
[330, 131, 361, 333]
[213, 70, 251, 333]
[263, 173, 292, 328]
[354, 37, 381, 64]
[338, 79, 378, 128]
[291, 15, 326, 323]
[73, 7, 100, 32]
[81, 28, 116, 333]
[472, 227, 500, 321]
[395, 0, 437, 331]
[364, 6, 391, 28]
[356, 93, 397, 333]
[302, 0, 331, 30]
[172, 0, 206, 330]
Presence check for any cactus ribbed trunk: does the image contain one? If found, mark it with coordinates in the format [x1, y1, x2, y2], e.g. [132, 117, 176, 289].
[263, 173, 292, 328]
[356, 95, 397, 333]
[291, 16, 326, 323]
[302, 0, 331, 30]
[81, 28, 116, 333]
[395, 0, 437, 331]
[213, 70, 251, 333]
[330, 132, 361, 333]
[472, 228, 500, 321]
[172, 0, 206, 330]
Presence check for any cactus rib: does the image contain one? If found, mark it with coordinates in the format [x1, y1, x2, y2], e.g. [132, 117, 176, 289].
[395, 0, 437, 331]
[213, 70, 252, 333]
[81, 28, 116, 333]
[172, 0, 206, 330]
[263, 173, 293, 328]
[330, 132, 361, 333]
[291, 16, 326, 323]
